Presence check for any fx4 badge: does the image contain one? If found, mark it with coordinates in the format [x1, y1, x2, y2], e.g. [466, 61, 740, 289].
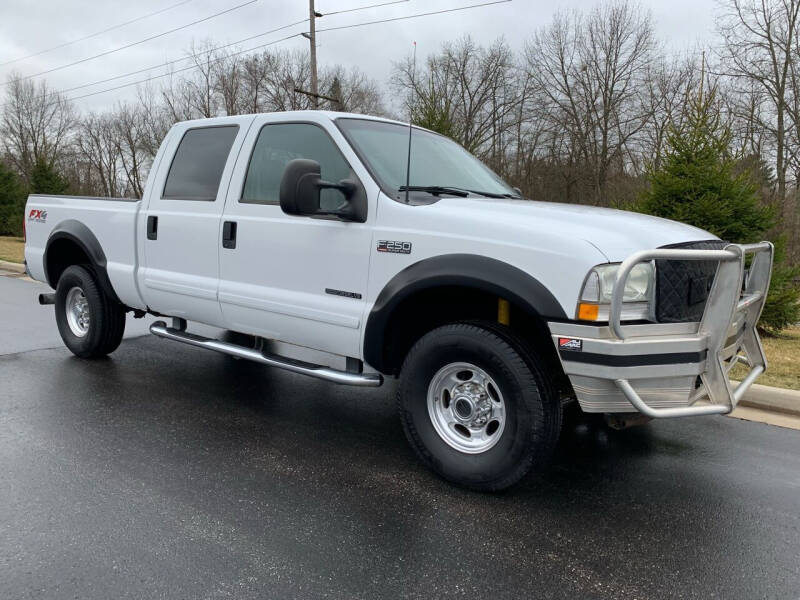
[28, 209, 47, 223]
[558, 337, 583, 351]
[377, 240, 411, 254]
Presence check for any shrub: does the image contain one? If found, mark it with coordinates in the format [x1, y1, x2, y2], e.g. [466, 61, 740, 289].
[639, 91, 799, 333]
[0, 161, 26, 237]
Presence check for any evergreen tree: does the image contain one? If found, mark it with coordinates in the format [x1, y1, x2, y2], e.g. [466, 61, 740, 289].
[0, 160, 26, 236]
[639, 90, 799, 333]
[328, 76, 344, 111]
[410, 75, 458, 141]
[640, 91, 773, 240]
[30, 158, 70, 195]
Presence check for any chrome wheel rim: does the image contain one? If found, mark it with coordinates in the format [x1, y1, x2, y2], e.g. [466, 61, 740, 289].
[65, 286, 90, 337]
[427, 362, 506, 454]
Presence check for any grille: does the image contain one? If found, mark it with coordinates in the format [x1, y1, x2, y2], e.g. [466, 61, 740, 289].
[655, 240, 728, 323]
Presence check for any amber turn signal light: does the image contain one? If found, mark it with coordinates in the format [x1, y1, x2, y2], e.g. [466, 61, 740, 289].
[577, 303, 599, 321]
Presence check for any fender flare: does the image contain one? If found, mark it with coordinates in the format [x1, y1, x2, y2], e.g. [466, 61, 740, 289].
[44, 219, 121, 304]
[363, 254, 567, 372]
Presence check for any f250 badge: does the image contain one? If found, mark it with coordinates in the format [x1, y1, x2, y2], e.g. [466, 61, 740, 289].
[377, 240, 412, 254]
[28, 209, 47, 223]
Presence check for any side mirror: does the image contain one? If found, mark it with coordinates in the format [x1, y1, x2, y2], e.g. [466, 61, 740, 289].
[279, 158, 361, 221]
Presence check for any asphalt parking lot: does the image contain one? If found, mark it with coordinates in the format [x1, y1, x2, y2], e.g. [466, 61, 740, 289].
[2, 275, 800, 599]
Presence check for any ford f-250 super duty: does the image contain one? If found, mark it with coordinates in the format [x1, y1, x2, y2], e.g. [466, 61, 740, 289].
[23, 111, 773, 491]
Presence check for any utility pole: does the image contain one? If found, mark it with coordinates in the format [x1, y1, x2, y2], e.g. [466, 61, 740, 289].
[304, 0, 321, 108]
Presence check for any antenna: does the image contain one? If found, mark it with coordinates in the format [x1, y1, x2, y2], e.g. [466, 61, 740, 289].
[404, 40, 417, 204]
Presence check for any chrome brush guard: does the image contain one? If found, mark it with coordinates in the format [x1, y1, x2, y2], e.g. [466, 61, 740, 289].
[550, 242, 774, 418]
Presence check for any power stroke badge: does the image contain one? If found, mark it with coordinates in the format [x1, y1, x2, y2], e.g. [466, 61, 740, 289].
[377, 240, 412, 254]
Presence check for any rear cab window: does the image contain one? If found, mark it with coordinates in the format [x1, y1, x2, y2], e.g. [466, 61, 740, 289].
[162, 125, 239, 201]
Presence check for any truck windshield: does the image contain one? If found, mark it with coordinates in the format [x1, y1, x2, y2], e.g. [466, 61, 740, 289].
[336, 118, 518, 199]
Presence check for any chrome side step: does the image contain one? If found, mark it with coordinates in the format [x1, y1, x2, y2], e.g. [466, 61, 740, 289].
[149, 321, 383, 387]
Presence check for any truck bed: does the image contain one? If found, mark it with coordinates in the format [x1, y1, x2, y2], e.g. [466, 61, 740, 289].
[24, 194, 145, 310]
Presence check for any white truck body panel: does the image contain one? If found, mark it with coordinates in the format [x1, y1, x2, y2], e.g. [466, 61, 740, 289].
[23, 110, 717, 360]
[22, 111, 717, 343]
[24, 110, 770, 422]
[137, 115, 256, 327]
[363, 196, 713, 330]
[24, 196, 144, 309]
[217, 112, 379, 357]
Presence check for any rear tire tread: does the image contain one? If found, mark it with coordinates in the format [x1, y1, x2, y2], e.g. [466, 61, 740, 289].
[55, 264, 126, 359]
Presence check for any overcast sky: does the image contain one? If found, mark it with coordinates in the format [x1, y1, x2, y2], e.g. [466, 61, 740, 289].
[0, 0, 719, 113]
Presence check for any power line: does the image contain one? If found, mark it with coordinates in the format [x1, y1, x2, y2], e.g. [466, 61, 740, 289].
[0, 0, 197, 68]
[322, 0, 409, 17]
[60, 0, 513, 103]
[68, 33, 303, 101]
[0, 0, 413, 110]
[315, 0, 512, 34]
[0, 0, 260, 88]
[59, 19, 309, 97]
[0, 0, 409, 105]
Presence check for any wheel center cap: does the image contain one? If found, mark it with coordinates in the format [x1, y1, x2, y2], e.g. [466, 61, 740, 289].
[454, 397, 474, 419]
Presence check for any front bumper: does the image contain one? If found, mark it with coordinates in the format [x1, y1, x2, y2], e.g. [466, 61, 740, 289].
[549, 242, 773, 417]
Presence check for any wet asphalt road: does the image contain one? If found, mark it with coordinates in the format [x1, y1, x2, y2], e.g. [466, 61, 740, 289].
[1, 277, 800, 599]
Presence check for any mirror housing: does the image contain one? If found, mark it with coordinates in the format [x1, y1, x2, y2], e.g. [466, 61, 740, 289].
[279, 158, 365, 222]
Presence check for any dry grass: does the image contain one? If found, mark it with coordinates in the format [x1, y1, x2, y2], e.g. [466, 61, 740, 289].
[732, 327, 800, 391]
[0, 236, 24, 264]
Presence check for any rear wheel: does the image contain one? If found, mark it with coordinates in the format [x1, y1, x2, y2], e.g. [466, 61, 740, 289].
[398, 322, 561, 491]
[55, 265, 126, 358]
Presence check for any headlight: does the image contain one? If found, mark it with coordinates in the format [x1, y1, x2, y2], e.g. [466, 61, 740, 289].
[577, 262, 654, 322]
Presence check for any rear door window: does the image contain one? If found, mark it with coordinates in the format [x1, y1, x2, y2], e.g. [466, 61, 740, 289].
[162, 125, 239, 201]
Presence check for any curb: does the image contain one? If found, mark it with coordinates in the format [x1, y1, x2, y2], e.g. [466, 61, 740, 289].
[0, 260, 25, 274]
[736, 382, 800, 417]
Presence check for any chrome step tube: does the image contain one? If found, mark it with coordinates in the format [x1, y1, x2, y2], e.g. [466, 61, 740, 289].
[149, 321, 383, 387]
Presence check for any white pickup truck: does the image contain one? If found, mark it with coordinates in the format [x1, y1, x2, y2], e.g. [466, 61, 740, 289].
[24, 111, 773, 490]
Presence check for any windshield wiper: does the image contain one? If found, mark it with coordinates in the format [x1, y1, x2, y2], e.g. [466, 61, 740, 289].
[398, 185, 520, 199]
[398, 185, 470, 197]
[462, 189, 519, 199]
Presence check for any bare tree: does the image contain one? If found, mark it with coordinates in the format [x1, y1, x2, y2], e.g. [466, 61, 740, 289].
[75, 112, 122, 197]
[240, 54, 272, 113]
[1, 75, 75, 182]
[213, 51, 245, 116]
[136, 84, 175, 158]
[393, 36, 521, 163]
[638, 54, 702, 171]
[718, 0, 800, 212]
[113, 103, 154, 198]
[525, 1, 654, 205]
[323, 66, 385, 115]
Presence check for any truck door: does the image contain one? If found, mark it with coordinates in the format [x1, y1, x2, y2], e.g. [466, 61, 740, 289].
[139, 118, 252, 326]
[218, 116, 378, 358]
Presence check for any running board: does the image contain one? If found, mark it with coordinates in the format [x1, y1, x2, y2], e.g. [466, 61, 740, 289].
[149, 321, 383, 387]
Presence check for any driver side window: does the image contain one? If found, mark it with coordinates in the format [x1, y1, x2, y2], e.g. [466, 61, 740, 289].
[241, 122, 353, 210]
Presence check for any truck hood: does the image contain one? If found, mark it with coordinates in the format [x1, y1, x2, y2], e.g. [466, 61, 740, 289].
[434, 197, 717, 261]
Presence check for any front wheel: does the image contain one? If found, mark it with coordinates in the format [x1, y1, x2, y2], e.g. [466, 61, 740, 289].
[55, 265, 126, 359]
[398, 322, 561, 491]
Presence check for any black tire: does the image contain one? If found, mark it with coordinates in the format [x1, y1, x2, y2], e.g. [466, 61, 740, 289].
[398, 322, 561, 491]
[54, 264, 126, 359]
